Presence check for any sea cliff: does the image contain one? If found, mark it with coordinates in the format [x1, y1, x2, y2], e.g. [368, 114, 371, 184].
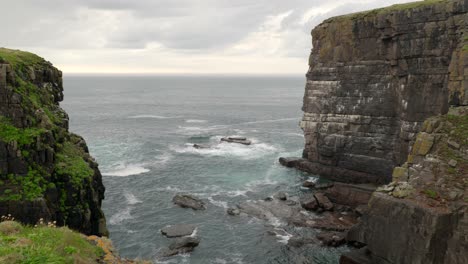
[0, 48, 108, 236]
[294, 0, 467, 263]
[299, 0, 467, 184]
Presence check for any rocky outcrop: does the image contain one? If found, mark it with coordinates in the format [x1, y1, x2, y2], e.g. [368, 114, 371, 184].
[344, 108, 467, 264]
[299, 0, 468, 184]
[0, 48, 108, 236]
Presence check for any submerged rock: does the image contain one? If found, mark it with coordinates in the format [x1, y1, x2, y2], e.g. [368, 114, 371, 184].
[275, 192, 288, 201]
[227, 207, 240, 216]
[161, 224, 196, 238]
[193, 144, 210, 149]
[221, 137, 252, 145]
[172, 194, 206, 210]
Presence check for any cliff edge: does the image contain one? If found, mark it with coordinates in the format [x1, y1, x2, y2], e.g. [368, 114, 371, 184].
[0, 48, 108, 236]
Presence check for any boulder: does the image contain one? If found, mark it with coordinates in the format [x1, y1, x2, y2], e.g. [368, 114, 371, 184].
[161, 224, 196, 238]
[274, 192, 288, 201]
[300, 195, 319, 211]
[173, 194, 206, 210]
[159, 237, 201, 257]
[314, 193, 334, 211]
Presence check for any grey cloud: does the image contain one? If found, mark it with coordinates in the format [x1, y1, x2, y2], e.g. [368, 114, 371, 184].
[1, 0, 413, 54]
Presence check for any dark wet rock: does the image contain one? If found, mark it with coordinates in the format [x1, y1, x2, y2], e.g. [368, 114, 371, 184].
[314, 182, 334, 189]
[300, 195, 319, 211]
[275, 192, 288, 201]
[263, 196, 274, 201]
[221, 137, 251, 145]
[193, 144, 210, 149]
[227, 207, 240, 216]
[278, 157, 304, 168]
[302, 181, 316, 188]
[160, 224, 196, 238]
[288, 236, 316, 248]
[317, 232, 346, 247]
[173, 194, 206, 210]
[159, 237, 201, 257]
[305, 212, 359, 232]
[314, 193, 334, 211]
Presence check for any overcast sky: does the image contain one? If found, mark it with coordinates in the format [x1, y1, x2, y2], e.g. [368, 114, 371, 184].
[1, 0, 415, 74]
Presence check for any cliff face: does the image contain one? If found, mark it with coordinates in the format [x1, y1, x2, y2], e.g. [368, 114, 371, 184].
[300, 0, 468, 184]
[0, 48, 108, 236]
[345, 108, 467, 264]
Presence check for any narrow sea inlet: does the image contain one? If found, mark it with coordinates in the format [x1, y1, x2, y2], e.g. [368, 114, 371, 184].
[62, 75, 346, 263]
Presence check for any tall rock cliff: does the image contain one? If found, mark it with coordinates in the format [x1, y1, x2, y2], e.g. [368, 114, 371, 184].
[296, 0, 468, 263]
[0, 48, 108, 236]
[300, 0, 468, 184]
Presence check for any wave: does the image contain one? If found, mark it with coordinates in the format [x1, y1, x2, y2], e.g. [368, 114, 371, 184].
[102, 163, 150, 177]
[124, 192, 142, 205]
[109, 208, 133, 225]
[128, 115, 179, 119]
[207, 196, 229, 209]
[185, 119, 207, 123]
[171, 136, 278, 159]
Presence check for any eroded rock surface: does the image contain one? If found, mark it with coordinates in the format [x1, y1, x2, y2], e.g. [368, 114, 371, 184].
[299, 0, 468, 184]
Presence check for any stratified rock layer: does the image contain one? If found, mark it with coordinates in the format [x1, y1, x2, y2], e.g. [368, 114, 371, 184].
[300, 0, 468, 184]
[0, 48, 108, 236]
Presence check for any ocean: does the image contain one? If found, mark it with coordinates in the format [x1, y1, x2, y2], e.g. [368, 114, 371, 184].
[61, 75, 346, 264]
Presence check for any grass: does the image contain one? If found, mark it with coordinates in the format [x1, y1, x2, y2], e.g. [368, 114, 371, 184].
[0, 48, 44, 72]
[327, 0, 448, 22]
[0, 116, 45, 146]
[445, 114, 468, 146]
[0, 220, 103, 264]
[55, 142, 94, 187]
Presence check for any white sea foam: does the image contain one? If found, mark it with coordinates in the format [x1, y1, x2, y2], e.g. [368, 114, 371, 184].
[185, 119, 207, 123]
[109, 208, 133, 225]
[207, 196, 229, 209]
[124, 192, 142, 205]
[128, 115, 179, 119]
[275, 230, 293, 244]
[171, 136, 278, 159]
[102, 163, 150, 177]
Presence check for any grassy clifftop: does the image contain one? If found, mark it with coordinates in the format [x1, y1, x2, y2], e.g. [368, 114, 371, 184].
[325, 0, 448, 22]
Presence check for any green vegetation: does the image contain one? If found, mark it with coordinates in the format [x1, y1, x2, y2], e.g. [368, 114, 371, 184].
[0, 48, 44, 71]
[55, 142, 94, 187]
[327, 0, 448, 22]
[0, 220, 103, 264]
[424, 189, 438, 199]
[0, 169, 48, 201]
[0, 117, 44, 146]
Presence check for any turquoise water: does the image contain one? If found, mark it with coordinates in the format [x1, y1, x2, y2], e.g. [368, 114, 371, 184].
[62, 75, 346, 263]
